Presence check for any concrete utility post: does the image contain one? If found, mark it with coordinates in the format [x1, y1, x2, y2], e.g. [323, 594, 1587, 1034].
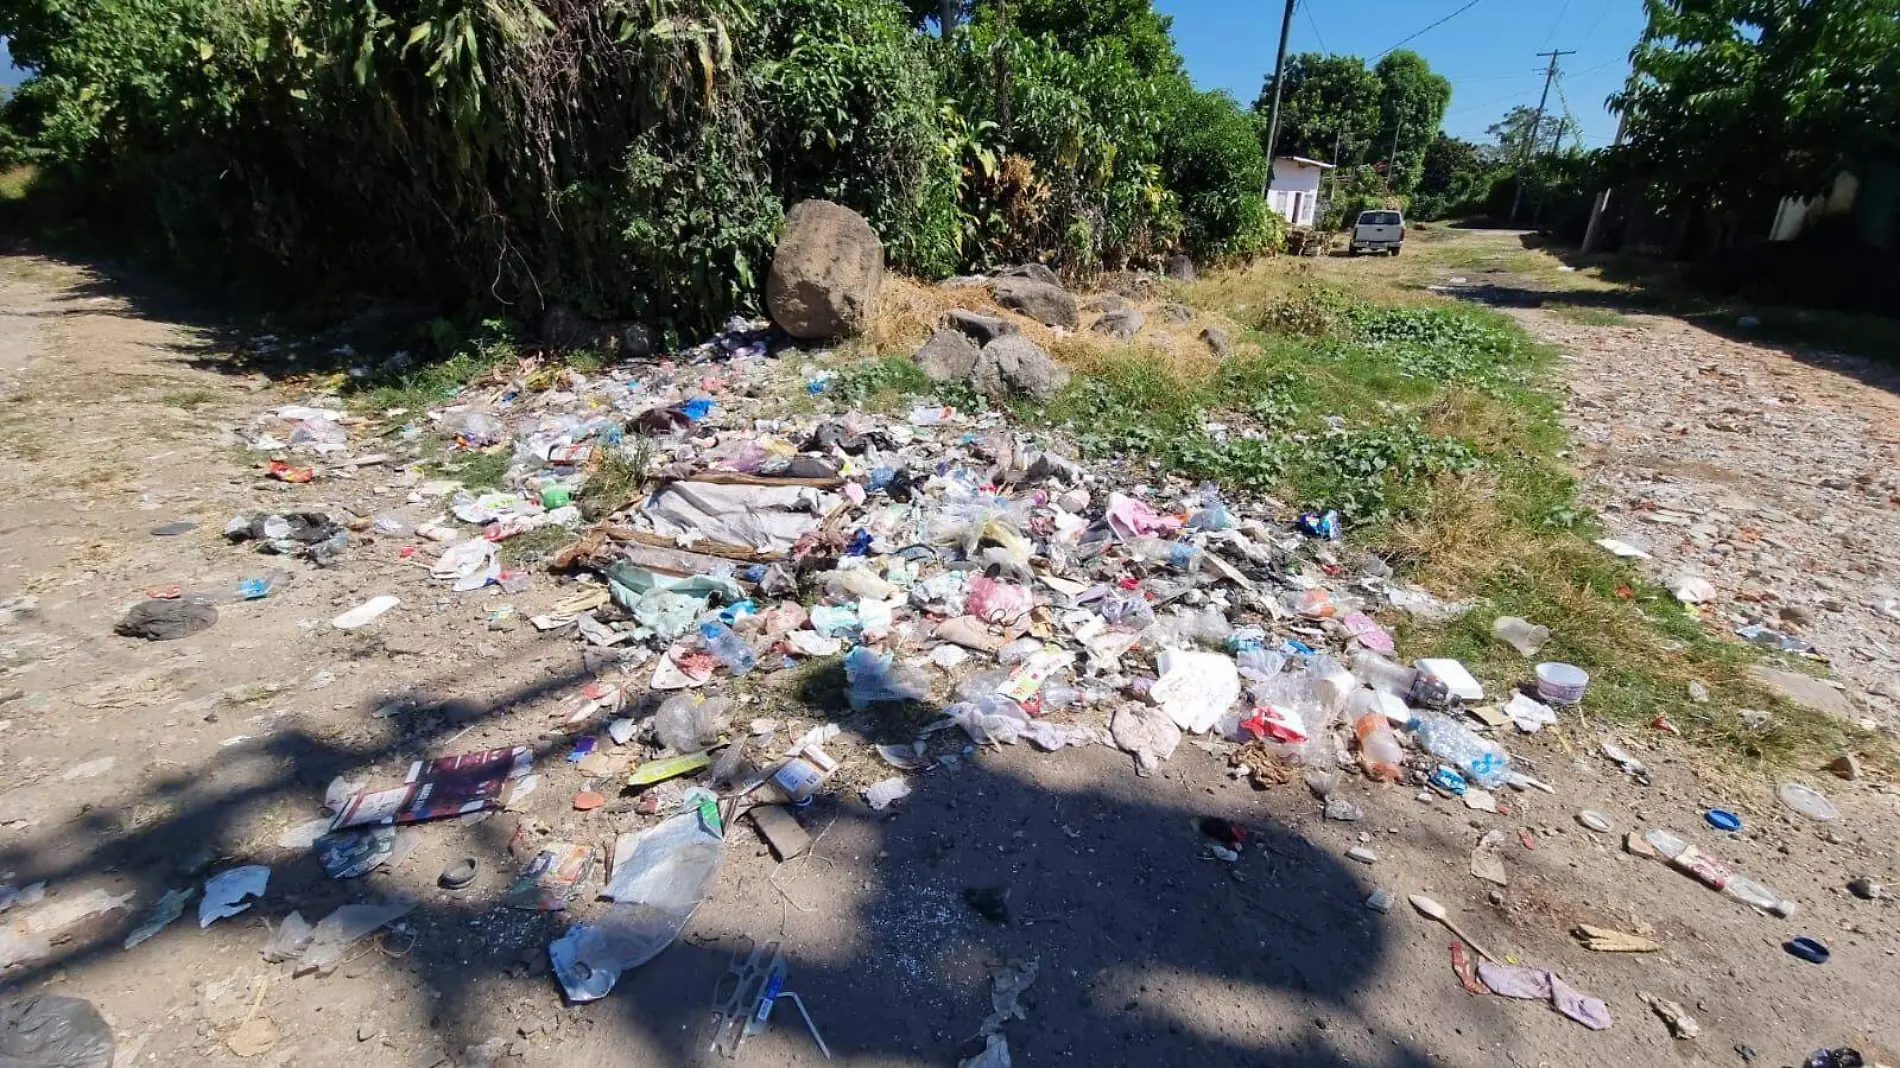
[1260, 0, 1299, 198]
[1510, 49, 1574, 223]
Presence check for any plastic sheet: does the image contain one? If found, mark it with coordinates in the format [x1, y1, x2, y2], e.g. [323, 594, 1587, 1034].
[554, 800, 726, 1002]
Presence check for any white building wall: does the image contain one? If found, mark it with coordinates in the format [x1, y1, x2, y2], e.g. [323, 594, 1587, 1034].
[1268, 159, 1325, 228]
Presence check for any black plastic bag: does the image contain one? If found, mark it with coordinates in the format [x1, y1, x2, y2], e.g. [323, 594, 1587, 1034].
[0, 995, 114, 1068]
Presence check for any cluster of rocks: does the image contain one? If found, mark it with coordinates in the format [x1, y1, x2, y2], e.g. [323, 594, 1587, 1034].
[537, 199, 1236, 405]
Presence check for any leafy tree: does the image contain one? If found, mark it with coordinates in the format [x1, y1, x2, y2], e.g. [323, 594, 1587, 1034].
[1371, 50, 1451, 196]
[1254, 52, 1380, 164]
[1157, 79, 1276, 261]
[974, 0, 1181, 77]
[1412, 133, 1497, 219]
[1485, 104, 1579, 163]
[1613, 0, 1900, 221]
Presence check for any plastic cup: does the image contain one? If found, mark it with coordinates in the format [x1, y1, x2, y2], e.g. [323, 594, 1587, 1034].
[1535, 662, 1590, 705]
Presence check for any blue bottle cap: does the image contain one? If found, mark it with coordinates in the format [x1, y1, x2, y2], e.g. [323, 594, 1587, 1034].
[1785, 936, 1830, 964]
[1705, 809, 1743, 832]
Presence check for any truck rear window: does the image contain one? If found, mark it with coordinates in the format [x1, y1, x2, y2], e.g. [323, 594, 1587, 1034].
[1359, 212, 1401, 226]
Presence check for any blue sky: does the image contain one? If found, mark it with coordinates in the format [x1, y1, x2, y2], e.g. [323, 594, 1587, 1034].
[1157, 0, 1646, 149]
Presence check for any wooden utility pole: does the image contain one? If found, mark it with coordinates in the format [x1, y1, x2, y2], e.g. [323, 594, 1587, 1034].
[1386, 116, 1403, 192]
[1509, 49, 1574, 223]
[1260, 0, 1299, 198]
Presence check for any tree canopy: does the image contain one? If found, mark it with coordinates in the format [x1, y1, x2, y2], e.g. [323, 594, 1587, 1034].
[1253, 52, 1380, 164]
[1372, 51, 1452, 196]
[1254, 49, 1449, 196]
[1613, 0, 1900, 215]
[1485, 104, 1580, 163]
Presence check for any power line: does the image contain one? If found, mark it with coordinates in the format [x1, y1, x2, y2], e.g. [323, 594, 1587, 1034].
[1302, 0, 1328, 54]
[1541, 0, 1574, 49]
[1377, 0, 1486, 58]
[1447, 85, 1544, 116]
[1582, 0, 1615, 42]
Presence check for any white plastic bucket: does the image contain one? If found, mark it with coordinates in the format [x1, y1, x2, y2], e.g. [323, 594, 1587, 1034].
[1535, 662, 1589, 705]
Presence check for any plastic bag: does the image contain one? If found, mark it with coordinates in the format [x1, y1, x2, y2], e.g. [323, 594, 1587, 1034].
[967, 577, 1033, 625]
[928, 498, 1030, 564]
[289, 415, 349, 448]
[654, 695, 730, 753]
[553, 799, 725, 1002]
[844, 647, 931, 710]
[947, 695, 1033, 746]
[0, 994, 114, 1068]
[1149, 650, 1240, 734]
[445, 410, 505, 446]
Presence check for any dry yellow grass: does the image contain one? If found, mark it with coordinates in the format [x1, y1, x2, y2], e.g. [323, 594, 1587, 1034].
[858, 274, 1249, 384]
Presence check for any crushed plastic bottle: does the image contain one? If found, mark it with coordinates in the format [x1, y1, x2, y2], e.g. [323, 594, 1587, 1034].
[697, 621, 757, 676]
[1352, 651, 1418, 696]
[1643, 828, 1794, 914]
[1407, 714, 1511, 788]
[1124, 536, 1203, 572]
[1353, 706, 1405, 781]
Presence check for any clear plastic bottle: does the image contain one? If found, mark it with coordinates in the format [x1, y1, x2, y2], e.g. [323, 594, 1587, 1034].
[1407, 714, 1512, 788]
[1124, 536, 1203, 572]
[1352, 651, 1419, 696]
[1354, 710, 1405, 781]
[697, 621, 757, 676]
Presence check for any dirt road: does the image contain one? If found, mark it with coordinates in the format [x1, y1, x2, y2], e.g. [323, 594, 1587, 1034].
[0, 248, 1895, 1067]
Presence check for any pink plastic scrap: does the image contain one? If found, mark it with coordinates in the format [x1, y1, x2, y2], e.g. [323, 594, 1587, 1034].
[1343, 612, 1395, 654]
[1105, 493, 1181, 539]
[967, 576, 1034, 625]
[1476, 963, 1611, 1030]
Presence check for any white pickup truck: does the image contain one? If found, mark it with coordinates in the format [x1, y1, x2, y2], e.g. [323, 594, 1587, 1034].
[1350, 209, 1405, 256]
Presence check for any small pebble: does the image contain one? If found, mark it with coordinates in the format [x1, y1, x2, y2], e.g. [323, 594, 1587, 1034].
[1365, 888, 1394, 913]
[1347, 846, 1378, 864]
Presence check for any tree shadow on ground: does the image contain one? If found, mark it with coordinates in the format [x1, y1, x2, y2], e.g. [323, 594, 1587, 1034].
[1492, 232, 1900, 396]
[0, 231, 435, 382]
[0, 633, 1447, 1066]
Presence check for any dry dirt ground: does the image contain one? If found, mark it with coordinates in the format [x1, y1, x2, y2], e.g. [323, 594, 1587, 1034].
[0, 247, 1896, 1068]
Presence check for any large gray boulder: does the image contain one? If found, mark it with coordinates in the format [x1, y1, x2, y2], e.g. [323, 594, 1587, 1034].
[945, 309, 1018, 346]
[993, 278, 1078, 329]
[766, 200, 884, 340]
[1091, 307, 1146, 341]
[916, 328, 981, 382]
[998, 263, 1061, 287]
[975, 335, 1070, 402]
[1748, 666, 1856, 719]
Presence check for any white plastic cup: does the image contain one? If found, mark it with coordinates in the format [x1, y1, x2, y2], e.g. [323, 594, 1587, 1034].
[1535, 662, 1590, 705]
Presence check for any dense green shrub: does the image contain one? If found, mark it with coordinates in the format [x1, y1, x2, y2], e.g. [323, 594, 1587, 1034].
[1156, 81, 1280, 262]
[0, 0, 1288, 326]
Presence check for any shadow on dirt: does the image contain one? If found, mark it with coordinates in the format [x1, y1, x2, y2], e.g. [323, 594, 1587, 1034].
[1414, 232, 1900, 398]
[0, 637, 1440, 1066]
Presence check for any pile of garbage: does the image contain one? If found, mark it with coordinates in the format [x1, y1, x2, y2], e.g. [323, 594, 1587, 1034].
[140, 308, 1847, 1054]
[228, 318, 1602, 988]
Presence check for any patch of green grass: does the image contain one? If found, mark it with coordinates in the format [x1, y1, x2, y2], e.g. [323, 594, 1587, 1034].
[834, 355, 983, 413]
[501, 524, 576, 565]
[160, 387, 221, 409]
[1549, 305, 1635, 327]
[0, 166, 36, 203]
[346, 322, 521, 415]
[578, 440, 653, 520]
[432, 447, 512, 489]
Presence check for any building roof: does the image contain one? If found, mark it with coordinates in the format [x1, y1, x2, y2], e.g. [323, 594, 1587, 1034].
[1274, 155, 1337, 169]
